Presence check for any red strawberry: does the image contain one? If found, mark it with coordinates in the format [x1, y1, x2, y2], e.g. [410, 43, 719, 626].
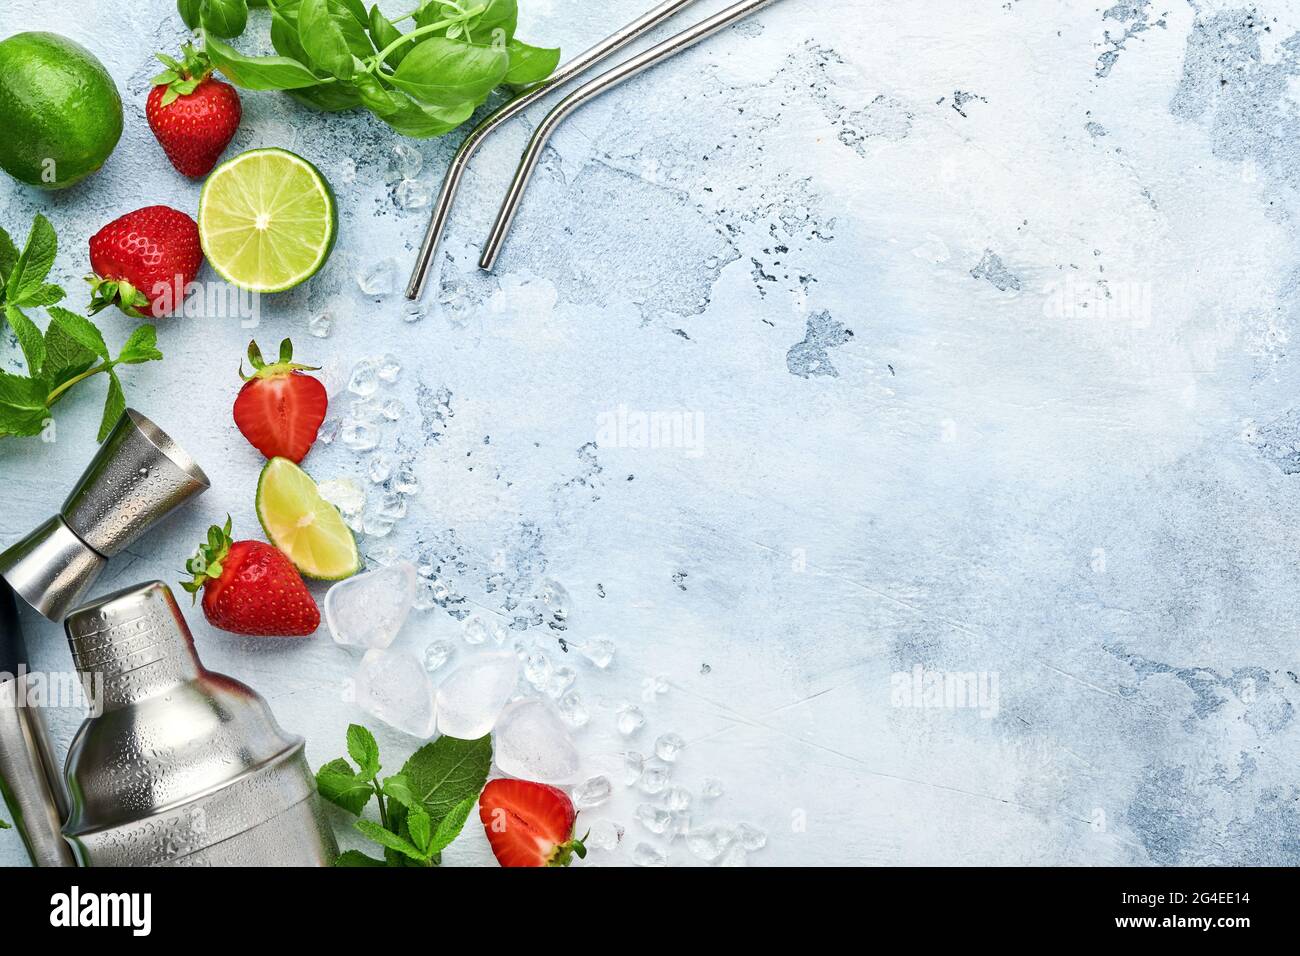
[182, 518, 320, 637]
[478, 779, 587, 868]
[147, 44, 241, 178]
[87, 205, 203, 318]
[233, 339, 329, 463]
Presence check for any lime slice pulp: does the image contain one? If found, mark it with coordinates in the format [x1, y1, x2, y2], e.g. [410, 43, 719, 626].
[256, 457, 359, 580]
[198, 147, 336, 293]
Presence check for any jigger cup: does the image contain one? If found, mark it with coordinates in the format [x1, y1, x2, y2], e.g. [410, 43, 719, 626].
[0, 409, 209, 621]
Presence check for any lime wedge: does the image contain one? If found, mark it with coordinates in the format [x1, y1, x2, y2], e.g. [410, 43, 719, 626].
[256, 457, 359, 580]
[198, 147, 336, 293]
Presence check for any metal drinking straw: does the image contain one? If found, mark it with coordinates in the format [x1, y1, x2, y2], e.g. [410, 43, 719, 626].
[404, 0, 704, 300]
[478, 0, 780, 272]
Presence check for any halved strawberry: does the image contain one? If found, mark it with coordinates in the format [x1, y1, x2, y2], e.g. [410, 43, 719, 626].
[478, 779, 587, 868]
[232, 338, 328, 463]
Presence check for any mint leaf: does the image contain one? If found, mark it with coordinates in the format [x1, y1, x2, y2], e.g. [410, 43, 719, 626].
[7, 214, 56, 305]
[380, 773, 419, 810]
[346, 723, 381, 779]
[117, 324, 163, 365]
[97, 370, 125, 442]
[333, 849, 385, 867]
[427, 793, 476, 854]
[42, 320, 98, 394]
[406, 805, 433, 855]
[47, 307, 109, 360]
[0, 371, 50, 437]
[0, 226, 17, 285]
[355, 819, 425, 862]
[5, 304, 45, 374]
[398, 733, 492, 825]
[15, 283, 64, 309]
[316, 757, 375, 815]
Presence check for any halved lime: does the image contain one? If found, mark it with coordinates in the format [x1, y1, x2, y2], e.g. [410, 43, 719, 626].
[256, 457, 359, 580]
[198, 147, 336, 293]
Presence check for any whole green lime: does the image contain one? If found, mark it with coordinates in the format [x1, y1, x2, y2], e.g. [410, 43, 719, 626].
[0, 32, 123, 189]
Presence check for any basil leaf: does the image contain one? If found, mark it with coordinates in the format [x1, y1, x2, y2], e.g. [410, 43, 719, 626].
[470, 0, 517, 43]
[205, 33, 324, 89]
[177, 0, 204, 29]
[504, 39, 559, 85]
[269, 8, 311, 63]
[202, 0, 249, 38]
[375, 90, 473, 137]
[390, 37, 507, 107]
[287, 83, 363, 111]
[367, 4, 411, 68]
[352, 73, 404, 115]
[334, 0, 368, 26]
[298, 0, 355, 78]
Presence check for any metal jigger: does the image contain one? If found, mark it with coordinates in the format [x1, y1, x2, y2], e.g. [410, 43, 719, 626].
[0, 408, 209, 622]
[0, 408, 208, 867]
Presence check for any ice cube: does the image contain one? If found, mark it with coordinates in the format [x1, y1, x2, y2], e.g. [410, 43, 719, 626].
[402, 301, 427, 324]
[636, 804, 671, 835]
[493, 698, 581, 783]
[637, 763, 670, 795]
[394, 178, 432, 210]
[654, 732, 685, 763]
[556, 691, 589, 728]
[585, 819, 623, 851]
[348, 358, 380, 397]
[664, 787, 692, 811]
[579, 638, 615, 669]
[632, 843, 667, 867]
[325, 561, 417, 649]
[423, 639, 454, 674]
[340, 422, 378, 452]
[522, 648, 552, 690]
[701, 778, 724, 800]
[537, 577, 570, 625]
[381, 399, 405, 421]
[308, 311, 332, 338]
[384, 143, 422, 183]
[316, 417, 341, 445]
[356, 260, 397, 297]
[546, 665, 576, 698]
[355, 648, 436, 738]
[378, 353, 401, 383]
[462, 613, 506, 646]
[572, 775, 612, 809]
[362, 512, 394, 537]
[434, 651, 518, 739]
[622, 751, 645, 785]
[377, 492, 407, 520]
[393, 461, 421, 495]
[318, 478, 365, 519]
[616, 704, 644, 736]
[368, 454, 393, 484]
[735, 822, 767, 851]
[685, 825, 733, 863]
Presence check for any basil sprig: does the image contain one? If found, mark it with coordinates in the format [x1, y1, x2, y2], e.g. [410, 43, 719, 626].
[182, 0, 560, 138]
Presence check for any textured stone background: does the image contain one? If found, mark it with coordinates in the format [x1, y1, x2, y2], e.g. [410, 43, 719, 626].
[2, 0, 1299, 866]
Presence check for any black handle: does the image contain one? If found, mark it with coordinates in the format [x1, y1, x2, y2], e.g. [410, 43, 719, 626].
[0, 579, 29, 677]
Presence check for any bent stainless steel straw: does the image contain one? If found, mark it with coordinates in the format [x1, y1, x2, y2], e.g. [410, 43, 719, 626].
[478, 0, 781, 272]
[405, 0, 703, 300]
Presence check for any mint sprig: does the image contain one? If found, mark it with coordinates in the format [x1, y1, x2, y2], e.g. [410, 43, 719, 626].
[316, 723, 492, 867]
[0, 215, 163, 442]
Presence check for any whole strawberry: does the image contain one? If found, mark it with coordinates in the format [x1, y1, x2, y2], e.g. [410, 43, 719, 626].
[147, 45, 241, 178]
[87, 205, 203, 318]
[478, 779, 587, 868]
[183, 518, 320, 637]
[233, 339, 329, 463]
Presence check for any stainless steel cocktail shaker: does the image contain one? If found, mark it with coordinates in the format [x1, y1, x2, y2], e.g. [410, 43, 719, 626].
[61, 581, 337, 866]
